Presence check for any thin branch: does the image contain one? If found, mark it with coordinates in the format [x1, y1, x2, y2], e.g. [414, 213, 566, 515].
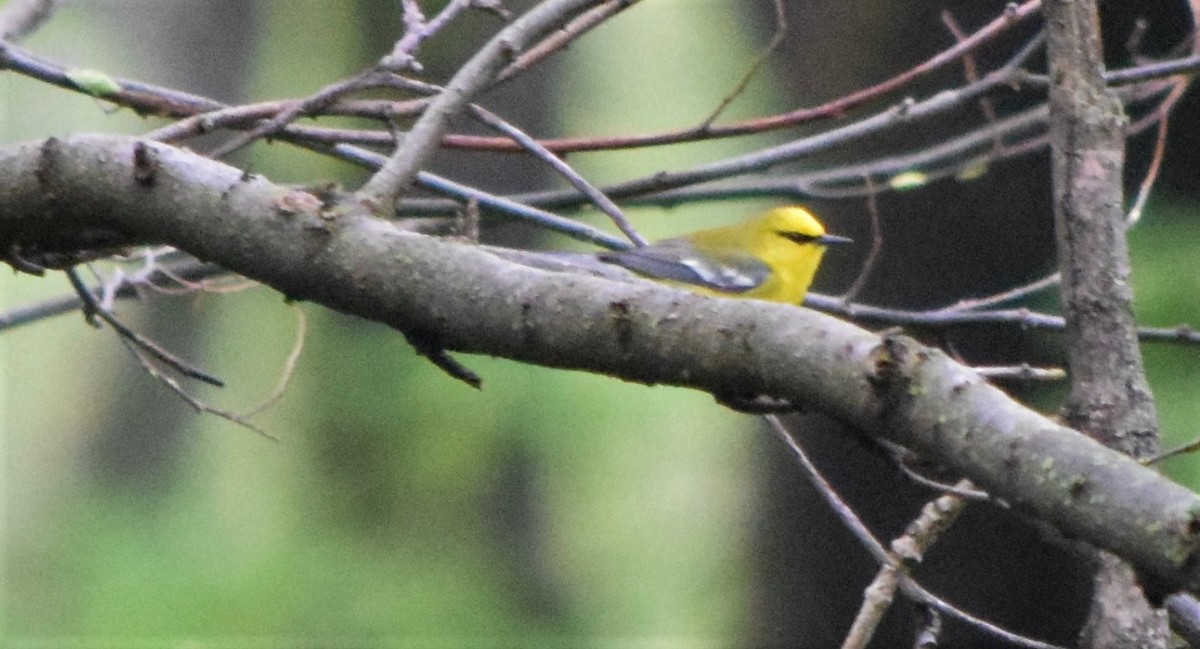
[408, 31, 1055, 215]
[333, 144, 631, 249]
[467, 104, 647, 245]
[7, 14, 1192, 175]
[1146, 434, 1200, 464]
[241, 304, 308, 419]
[523, 55, 1031, 203]
[466, 0, 1045, 153]
[698, 0, 786, 127]
[1126, 79, 1187, 225]
[839, 178, 883, 302]
[357, 0, 604, 210]
[383, 0, 495, 72]
[142, 96, 427, 144]
[764, 414, 889, 564]
[1106, 53, 1200, 86]
[934, 272, 1060, 314]
[206, 70, 387, 158]
[898, 579, 1067, 649]
[64, 267, 225, 387]
[401, 87, 1060, 215]
[0, 256, 227, 331]
[842, 479, 973, 649]
[1166, 593, 1200, 648]
[765, 415, 1065, 649]
[973, 364, 1066, 381]
[118, 335, 277, 441]
[496, 0, 642, 82]
[5, 19, 1179, 230]
[942, 11, 1001, 126]
[912, 607, 944, 649]
[404, 330, 483, 389]
[804, 294, 1200, 347]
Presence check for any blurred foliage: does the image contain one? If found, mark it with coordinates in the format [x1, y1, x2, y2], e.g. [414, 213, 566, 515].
[1128, 197, 1200, 485]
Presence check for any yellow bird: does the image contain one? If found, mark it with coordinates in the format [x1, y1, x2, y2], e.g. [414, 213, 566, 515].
[598, 206, 851, 304]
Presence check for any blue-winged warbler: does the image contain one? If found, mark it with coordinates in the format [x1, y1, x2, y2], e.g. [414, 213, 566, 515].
[598, 206, 850, 304]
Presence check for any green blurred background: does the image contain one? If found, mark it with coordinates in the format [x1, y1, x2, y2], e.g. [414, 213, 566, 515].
[2, 1, 1199, 646]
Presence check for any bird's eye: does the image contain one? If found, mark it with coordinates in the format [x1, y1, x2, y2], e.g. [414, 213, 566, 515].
[778, 231, 819, 244]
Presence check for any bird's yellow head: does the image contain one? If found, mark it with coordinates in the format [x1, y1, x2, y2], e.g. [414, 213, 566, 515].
[730, 206, 851, 304]
[751, 206, 843, 243]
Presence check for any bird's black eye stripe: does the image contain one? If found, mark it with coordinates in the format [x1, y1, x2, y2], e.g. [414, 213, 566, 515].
[778, 230, 819, 244]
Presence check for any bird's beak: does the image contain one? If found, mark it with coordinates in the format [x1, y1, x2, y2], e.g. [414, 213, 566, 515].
[817, 234, 853, 245]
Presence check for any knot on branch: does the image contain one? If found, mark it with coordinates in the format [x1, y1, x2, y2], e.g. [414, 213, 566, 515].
[867, 334, 927, 421]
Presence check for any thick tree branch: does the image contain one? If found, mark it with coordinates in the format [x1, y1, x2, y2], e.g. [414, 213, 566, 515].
[1046, 1, 1165, 644]
[1047, 0, 1159, 457]
[2, 135, 1200, 597]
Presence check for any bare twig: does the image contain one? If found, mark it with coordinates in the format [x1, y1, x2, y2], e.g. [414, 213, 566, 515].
[912, 607, 944, 649]
[336, 144, 630, 248]
[839, 178, 883, 302]
[698, 0, 787, 127]
[941, 10, 1000, 136]
[404, 331, 483, 389]
[496, 0, 641, 82]
[1166, 593, 1200, 648]
[467, 104, 647, 245]
[383, 0, 503, 72]
[421, 30, 1056, 213]
[143, 96, 427, 144]
[64, 267, 225, 387]
[764, 415, 890, 563]
[973, 364, 1066, 381]
[241, 304, 307, 418]
[4, 19, 1180, 231]
[764, 415, 1065, 649]
[842, 479, 973, 649]
[7, 12, 1191, 173]
[934, 272, 1060, 313]
[1146, 437, 1200, 464]
[1107, 54, 1200, 85]
[0, 256, 228, 331]
[206, 71, 387, 158]
[805, 294, 1200, 347]
[903, 583, 1067, 649]
[1126, 80, 1187, 225]
[118, 336, 276, 441]
[357, 0, 604, 211]
[478, 1, 1044, 152]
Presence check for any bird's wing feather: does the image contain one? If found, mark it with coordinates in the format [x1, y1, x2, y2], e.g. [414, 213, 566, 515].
[599, 240, 768, 293]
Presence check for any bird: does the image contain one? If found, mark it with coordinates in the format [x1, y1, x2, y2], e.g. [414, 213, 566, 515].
[597, 206, 851, 304]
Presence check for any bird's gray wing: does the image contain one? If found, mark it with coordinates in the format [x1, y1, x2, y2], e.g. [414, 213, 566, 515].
[598, 240, 768, 293]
